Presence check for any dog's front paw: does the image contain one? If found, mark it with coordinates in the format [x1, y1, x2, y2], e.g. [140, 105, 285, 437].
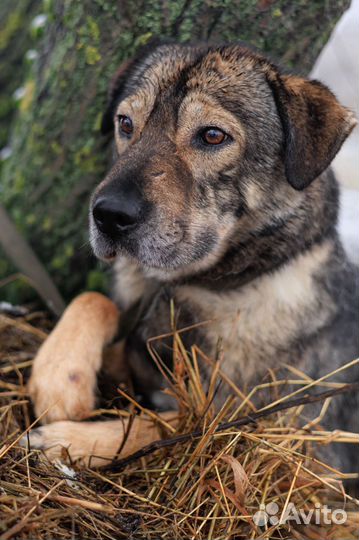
[20, 420, 126, 467]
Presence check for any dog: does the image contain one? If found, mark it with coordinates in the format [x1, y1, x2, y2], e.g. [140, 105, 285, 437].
[24, 43, 358, 472]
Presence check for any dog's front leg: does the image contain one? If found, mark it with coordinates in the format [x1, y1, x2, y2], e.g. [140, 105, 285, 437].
[28, 292, 119, 424]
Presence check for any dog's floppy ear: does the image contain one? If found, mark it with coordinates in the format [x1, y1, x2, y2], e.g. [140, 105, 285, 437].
[268, 73, 356, 190]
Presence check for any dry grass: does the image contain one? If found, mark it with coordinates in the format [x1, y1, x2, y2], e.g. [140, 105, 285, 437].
[0, 309, 358, 539]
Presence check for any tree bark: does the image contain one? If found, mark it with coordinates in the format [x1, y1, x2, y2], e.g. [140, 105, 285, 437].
[0, 0, 350, 302]
[0, 0, 38, 152]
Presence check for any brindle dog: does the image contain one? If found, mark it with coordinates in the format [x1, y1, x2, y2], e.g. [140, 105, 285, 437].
[25, 43, 358, 472]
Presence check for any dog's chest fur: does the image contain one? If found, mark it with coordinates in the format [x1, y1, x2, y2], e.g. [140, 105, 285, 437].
[114, 239, 338, 389]
[175, 241, 335, 385]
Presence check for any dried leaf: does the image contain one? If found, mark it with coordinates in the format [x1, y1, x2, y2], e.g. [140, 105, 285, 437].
[221, 454, 249, 505]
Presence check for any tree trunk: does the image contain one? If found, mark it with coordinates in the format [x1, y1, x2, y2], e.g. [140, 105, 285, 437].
[0, 0, 38, 152]
[0, 0, 350, 302]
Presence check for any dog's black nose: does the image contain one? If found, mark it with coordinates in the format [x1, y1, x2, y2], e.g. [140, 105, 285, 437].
[92, 194, 142, 237]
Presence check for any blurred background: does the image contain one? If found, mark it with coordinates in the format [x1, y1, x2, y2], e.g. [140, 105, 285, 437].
[0, 0, 357, 314]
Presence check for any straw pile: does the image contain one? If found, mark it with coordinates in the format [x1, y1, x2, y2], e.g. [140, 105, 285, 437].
[0, 308, 358, 539]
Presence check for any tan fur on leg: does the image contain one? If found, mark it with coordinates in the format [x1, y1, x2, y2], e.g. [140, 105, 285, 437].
[21, 412, 177, 467]
[28, 292, 120, 424]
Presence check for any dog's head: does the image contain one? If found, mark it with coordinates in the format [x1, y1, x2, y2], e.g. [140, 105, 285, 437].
[90, 43, 356, 279]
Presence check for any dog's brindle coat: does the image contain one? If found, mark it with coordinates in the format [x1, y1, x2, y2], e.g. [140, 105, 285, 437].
[27, 44, 358, 472]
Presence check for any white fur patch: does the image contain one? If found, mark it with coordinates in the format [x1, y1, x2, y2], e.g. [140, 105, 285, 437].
[113, 256, 147, 310]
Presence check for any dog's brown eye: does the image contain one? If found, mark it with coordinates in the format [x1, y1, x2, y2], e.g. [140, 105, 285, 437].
[118, 115, 133, 136]
[201, 127, 227, 145]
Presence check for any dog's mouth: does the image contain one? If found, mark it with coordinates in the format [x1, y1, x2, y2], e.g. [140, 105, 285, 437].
[89, 220, 227, 284]
[92, 243, 117, 264]
[102, 251, 117, 262]
[89, 200, 228, 277]
[89, 216, 187, 269]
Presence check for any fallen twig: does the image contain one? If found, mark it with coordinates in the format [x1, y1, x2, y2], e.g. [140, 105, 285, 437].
[103, 382, 359, 473]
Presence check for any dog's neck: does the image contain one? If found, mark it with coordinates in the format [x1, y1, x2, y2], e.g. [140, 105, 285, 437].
[178, 171, 340, 291]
